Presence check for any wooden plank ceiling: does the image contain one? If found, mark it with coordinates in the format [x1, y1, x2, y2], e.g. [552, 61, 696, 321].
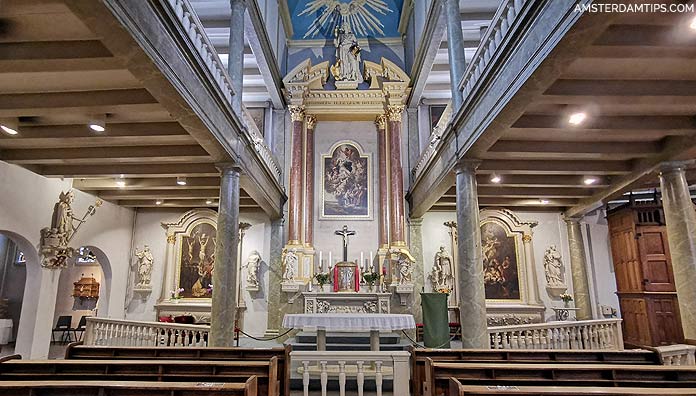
[431, 10, 696, 212]
[0, 0, 260, 210]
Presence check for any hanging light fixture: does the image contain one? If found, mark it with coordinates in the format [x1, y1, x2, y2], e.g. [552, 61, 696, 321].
[0, 118, 19, 135]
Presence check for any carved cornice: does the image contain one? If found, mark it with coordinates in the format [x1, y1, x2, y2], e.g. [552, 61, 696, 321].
[386, 105, 405, 122]
[289, 105, 306, 122]
[375, 114, 387, 130]
[305, 114, 317, 130]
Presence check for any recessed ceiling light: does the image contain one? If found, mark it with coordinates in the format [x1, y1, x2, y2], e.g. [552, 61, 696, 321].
[0, 125, 18, 135]
[490, 174, 502, 184]
[539, 199, 550, 205]
[568, 112, 586, 125]
[206, 199, 213, 205]
[691, 16, 696, 30]
[115, 178, 126, 188]
[88, 117, 106, 132]
[583, 176, 598, 185]
[0, 119, 19, 135]
[155, 199, 163, 205]
[176, 176, 187, 186]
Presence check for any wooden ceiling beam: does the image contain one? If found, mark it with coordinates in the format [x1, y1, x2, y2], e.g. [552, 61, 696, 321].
[474, 174, 611, 188]
[0, 145, 211, 165]
[39, 163, 220, 178]
[486, 140, 660, 160]
[116, 199, 259, 209]
[0, 40, 113, 61]
[474, 187, 594, 198]
[512, 114, 696, 131]
[73, 177, 221, 191]
[0, 88, 157, 110]
[434, 197, 577, 207]
[100, 189, 224, 200]
[582, 45, 696, 59]
[479, 160, 631, 175]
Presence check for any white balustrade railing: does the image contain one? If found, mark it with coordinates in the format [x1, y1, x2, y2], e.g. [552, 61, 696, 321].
[653, 344, 696, 366]
[411, 102, 452, 181]
[290, 350, 410, 396]
[84, 317, 209, 347]
[163, 0, 282, 183]
[488, 319, 624, 351]
[242, 106, 282, 180]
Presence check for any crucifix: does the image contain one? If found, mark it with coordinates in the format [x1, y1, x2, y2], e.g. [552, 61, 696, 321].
[334, 225, 356, 262]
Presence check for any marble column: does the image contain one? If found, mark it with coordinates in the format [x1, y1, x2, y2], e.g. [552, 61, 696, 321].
[210, 164, 241, 347]
[454, 160, 488, 348]
[376, 114, 390, 248]
[565, 218, 592, 320]
[304, 115, 317, 246]
[288, 106, 305, 245]
[445, 0, 466, 110]
[522, 233, 543, 306]
[409, 218, 426, 328]
[659, 161, 696, 340]
[227, 0, 245, 114]
[265, 218, 285, 336]
[407, 107, 420, 180]
[387, 105, 406, 246]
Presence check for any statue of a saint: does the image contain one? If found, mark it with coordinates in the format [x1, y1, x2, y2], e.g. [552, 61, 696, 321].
[50, 190, 83, 246]
[134, 245, 154, 288]
[245, 250, 261, 288]
[332, 25, 363, 83]
[430, 246, 453, 289]
[282, 248, 298, 281]
[544, 245, 565, 286]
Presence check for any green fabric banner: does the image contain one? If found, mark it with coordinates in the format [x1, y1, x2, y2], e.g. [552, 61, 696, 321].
[420, 292, 450, 349]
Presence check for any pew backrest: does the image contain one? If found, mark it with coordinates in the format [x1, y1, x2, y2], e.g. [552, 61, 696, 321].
[0, 379, 257, 396]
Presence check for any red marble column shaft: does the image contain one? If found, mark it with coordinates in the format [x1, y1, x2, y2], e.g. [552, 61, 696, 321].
[388, 105, 406, 245]
[304, 115, 317, 246]
[288, 106, 305, 244]
[376, 115, 389, 248]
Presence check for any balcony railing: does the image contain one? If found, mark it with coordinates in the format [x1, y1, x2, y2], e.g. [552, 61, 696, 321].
[488, 319, 624, 351]
[164, 0, 282, 182]
[412, 102, 452, 181]
[84, 317, 210, 347]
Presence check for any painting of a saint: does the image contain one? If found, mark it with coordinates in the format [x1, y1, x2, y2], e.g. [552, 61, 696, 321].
[481, 222, 520, 300]
[322, 142, 370, 218]
[178, 222, 216, 298]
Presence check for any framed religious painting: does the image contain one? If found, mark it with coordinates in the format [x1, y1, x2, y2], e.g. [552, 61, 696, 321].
[480, 220, 522, 301]
[321, 141, 372, 219]
[177, 221, 216, 298]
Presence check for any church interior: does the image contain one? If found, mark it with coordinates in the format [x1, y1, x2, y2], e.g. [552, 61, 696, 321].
[1, 0, 696, 395]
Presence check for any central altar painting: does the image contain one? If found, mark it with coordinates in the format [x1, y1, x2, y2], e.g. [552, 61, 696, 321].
[481, 221, 521, 300]
[322, 141, 371, 219]
[177, 222, 216, 298]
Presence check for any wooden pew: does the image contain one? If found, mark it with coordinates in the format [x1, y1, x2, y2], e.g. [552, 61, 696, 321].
[0, 359, 278, 396]
[425, 361, 696, 396]
[65, 344, 289, 396]
[448, 378, 696, 396]
[0, 379, 257, 396]
[410, 348, 660, 396]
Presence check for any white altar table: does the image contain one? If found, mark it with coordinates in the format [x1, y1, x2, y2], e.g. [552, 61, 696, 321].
[283, 313, 415, 351]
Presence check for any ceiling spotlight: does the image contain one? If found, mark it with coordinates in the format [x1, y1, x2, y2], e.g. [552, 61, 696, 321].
[115, 178, 126, 188]
[691, 16, 696, 30]
[568, 112, 587, 125]
[583, 176, 598, 185]
[490, 174, 502, 184]
[176, 176, 187, 186]
[206, 199, 213, 205]
[0, 119, 19, 135]
[539, 199, 550, 205]
[155, 199, 163, 205]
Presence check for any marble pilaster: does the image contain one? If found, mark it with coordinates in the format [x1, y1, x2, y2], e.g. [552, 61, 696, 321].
[304, 115, 317, 246]
[210, 164, 241, 347]
[565, 218, 592, 320]
[454, 160, 488, 348]
[265, 218, 285, 336]
[227, 0, 245, 114]
[659, 161, 696, 340]
[409, 218, 426, 328]
[288, 106, 305, 245]
[407, 107, 420, 180]
[387, 105, 406, 246]
[376, 115, 390, 248]
[522, 233, 543, 305]
[445, 0, 467, 110]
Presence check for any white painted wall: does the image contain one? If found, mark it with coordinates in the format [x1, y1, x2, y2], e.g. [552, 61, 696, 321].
[0, 161, 134, 358]
[420, 209, 620, 322]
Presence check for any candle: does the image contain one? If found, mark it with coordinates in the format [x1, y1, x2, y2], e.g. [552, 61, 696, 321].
[329, 251, 332, 266]
[319, 251, 323, 271]
[360, 251, 364, 269]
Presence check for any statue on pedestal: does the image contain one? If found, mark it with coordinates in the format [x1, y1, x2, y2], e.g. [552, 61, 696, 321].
[134, 245, 153, 289]
[245, 250, 261, 290]
[429, 246, 454, 291]
[331, 25, 363, 85]
[282, 248, 298, 281]
[544, 245, 565, 286]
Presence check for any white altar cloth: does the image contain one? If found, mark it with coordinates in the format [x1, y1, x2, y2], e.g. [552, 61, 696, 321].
[283, 313, 415, 331]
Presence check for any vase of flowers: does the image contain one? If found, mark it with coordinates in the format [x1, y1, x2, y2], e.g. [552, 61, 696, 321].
[314, 272, 331, 292]
[362, 272, 380, 292]
[560, 292, 573, 307]
[436, 287, 451, 295]
[170, 288, 185, 302]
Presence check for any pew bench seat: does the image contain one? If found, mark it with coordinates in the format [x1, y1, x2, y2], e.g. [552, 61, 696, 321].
[0, 379, 257, 396]
[449, 378, 696, 395]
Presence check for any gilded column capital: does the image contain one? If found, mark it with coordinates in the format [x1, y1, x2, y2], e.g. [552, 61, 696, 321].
[167, 234, 176, 244]
[386, 105, 405, 122]
[522, 234, 532, 243]
[289, 105, 306, 122]
[305, 114, 317, 130]
[375, 114, 387, 130]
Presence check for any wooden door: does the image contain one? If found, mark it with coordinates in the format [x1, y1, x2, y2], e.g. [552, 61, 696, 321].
[647, 296, 684, 345]
[636, 226, 676, 292]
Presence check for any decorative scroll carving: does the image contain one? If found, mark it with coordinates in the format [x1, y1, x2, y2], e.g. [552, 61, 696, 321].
[315, 300, 378, 314]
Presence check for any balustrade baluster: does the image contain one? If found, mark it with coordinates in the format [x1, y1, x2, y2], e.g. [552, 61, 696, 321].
[338, 361, 346, 396]
[302, 361, 310, 396]
[320, 361, 328, 396]
[582, 325, 590, 349]
[375, 361, 383, 396]
[356, 361, 365, 396]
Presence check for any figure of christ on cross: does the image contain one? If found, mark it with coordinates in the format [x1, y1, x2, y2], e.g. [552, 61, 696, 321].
[334, 225, 356, 262]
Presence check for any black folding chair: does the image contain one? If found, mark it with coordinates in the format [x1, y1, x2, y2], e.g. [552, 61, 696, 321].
[72, 315, 89, 342]
[51, 316, 73, 344]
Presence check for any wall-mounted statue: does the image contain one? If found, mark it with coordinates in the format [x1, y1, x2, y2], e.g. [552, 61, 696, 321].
[331, 25, 363, 86]
[39, 190, 101, 269]
[429, 246, 454, 291]
[245, 250, 261, 291]
[134, 245, 154, 289]
[543, 245, 565, 287]
[281, 248, 298, 282]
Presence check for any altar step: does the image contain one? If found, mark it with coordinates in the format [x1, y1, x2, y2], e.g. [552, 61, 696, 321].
[286, 331, 410, 352]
